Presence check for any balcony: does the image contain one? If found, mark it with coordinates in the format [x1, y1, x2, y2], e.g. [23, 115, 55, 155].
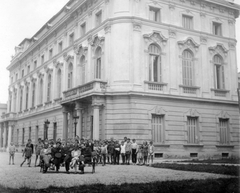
[0, 112, 17, 121]
[144, 81, 167, 92]
[62, 80, 107, 102]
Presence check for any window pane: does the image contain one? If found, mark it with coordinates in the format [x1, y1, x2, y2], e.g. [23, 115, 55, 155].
[152, 114, 164, 143]
[187, 117, 198, 144]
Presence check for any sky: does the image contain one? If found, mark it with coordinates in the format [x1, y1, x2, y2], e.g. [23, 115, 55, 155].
[0, 0, 240, 104]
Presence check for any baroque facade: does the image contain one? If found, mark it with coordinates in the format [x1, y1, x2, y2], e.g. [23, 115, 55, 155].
[1, 0, 240, 159]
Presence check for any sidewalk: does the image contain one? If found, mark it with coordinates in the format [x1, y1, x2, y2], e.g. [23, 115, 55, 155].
[0, 152, 235, 189]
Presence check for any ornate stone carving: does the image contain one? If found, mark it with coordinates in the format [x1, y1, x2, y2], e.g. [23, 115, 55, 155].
[177, 37, 200, 52]
[104, 24, 111, 34]
[89, 35, 105, 50]
[208, 44, 228, 56]
[168, 29, 176, 38]
[74, 44, 88, 56]
[228, 42, 236, 50]
[143, 31, 168, 46]
[44, 66, 53, 74]
[53, 60, 63, 69]
[133, 22, 142, 32]
[200, 12, 206, 17]
[63, 53, 74, 63]
[200, 36, 207, 44]
[169, 4, 175, 10]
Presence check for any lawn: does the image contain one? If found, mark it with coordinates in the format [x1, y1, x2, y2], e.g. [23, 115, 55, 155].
[151, 162, 239, 176]
[0, 178, 238, 193]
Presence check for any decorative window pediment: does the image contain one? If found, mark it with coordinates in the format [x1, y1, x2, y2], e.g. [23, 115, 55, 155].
[89, 35, 105, 51]
[53, 59, 63, 69]
[209, 43, 228, 57]
[143, 31, 168, 48]
[74, 44, 88, 56]
[148, 106, 168, 119]
[44, 66, 53, 74]
[63, 52, 74, 63]
[184, 109, 202, 122]
[37, 71, 44, 79]
[178, 37, 199, 52]
[216, 110, 230, 120]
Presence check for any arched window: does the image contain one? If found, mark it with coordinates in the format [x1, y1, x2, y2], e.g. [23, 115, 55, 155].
[214, 55, 225, 89]
[32, 83, 35, 107]
[14, 90, 17, 112]
[68, 63, 73, 89]
[20, 88, 23, 111]
[57, 69, 62, 98]
[80, 56, 85, 84]
[182, 50, 194, 86]
[95, 47, 102, 79]
[25, 85, 29, 109]
[148, 44, 161, 82]
[47, 74, 52, 102]
[39, 79, 43, 104]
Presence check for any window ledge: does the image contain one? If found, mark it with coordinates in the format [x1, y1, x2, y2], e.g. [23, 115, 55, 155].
[30, 107, 35, 110]
[210, 89, 229, 93]
[154, 143, 170, 147]
[216, 144, 234, 148]
[54, 97, 62, 102]
[183, 144, 204, 147]
[144, 81, 168, 86]
[37, 104, 43, 108]
[45, 101, 52, 105]
[179, 85, 200, 89]
[23, 109, 28, 112]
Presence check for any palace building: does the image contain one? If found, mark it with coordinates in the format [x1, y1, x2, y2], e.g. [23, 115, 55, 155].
[1, 0, 240, 159]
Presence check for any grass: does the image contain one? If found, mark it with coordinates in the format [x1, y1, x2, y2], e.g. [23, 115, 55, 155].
[177, 158, 240, 164]
[0, 178, 238, 193]
[151, 163, 240, 176]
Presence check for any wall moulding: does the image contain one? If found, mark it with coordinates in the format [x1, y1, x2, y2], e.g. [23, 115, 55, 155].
[177, 37, 200, 52]
[143, 31, 168, 47]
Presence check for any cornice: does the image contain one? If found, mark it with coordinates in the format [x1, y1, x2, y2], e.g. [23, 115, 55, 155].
[7, 0, 103, 71]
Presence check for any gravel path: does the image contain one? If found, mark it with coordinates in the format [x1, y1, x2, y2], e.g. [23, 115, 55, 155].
[0, 152, 234, 189]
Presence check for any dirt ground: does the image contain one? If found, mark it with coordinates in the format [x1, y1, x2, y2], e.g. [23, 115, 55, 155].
[0, 152, 233, 189]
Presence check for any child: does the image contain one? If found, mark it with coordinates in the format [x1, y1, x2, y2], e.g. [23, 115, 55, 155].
[70, 146, 81, 173]
[136, 144, 143, 165]
[9, 142, 16, 165]
[120, 141, 126, 165]
[20, 139, 33, 167]
[148, 141, 154, 166]
[142, 141, 148, 165]
[100, 142, 107, 166]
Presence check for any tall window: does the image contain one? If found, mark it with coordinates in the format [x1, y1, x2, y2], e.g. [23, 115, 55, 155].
[36, 126, 39, 141]
[39, 78, 43, 104]
[69, 33, 74, 46]
[15, 73, 18, 81]
[22, 128, 25, 145]
[148, 44, 161, 82]
[68, 63, 73, 89]
[81, 22, 86, 36]
[49, 48, 53, 59]
[27, 65, 30, 74]
[95, 11, 102, 27]
[29, 127, 31, 140]
[57, 69, 62, 98]
[80, 56, 85, 84]
[182, 15, 193, 29]
[20, 88, 23, 111]
[47, 74, 52, 102]
[16, 129, 19, 145]
[149, 7, 160, 22]
[214, 55, 225, 89]
[58, 41, 63, 53]
[32, 82, 35, 107]
[9, 92, 12, 112]
[22, 69, 24, 78]
[212, 22, 222, 36]
[95, 47, 102, 79]
[25, 85, 29, 110]
[219, 119, 229, 144]
[34, 60, 37, 69]
[41, 55, 45, 65]
[187, 117, 198, 144]
[14, 91, 17, 112]
[152, 114, 164, 143]
[53, 123, 57, 142]
[182, 50, 194, 86]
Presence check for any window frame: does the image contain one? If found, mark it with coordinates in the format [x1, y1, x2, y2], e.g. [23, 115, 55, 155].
[151, 114, 165, 143]
[182, 14, 193, 30]
[80, 22, 86, 36]
[148, 44, 161, 82]
[95, 10, 102, 27]
[58, 41, 63, 53]
[212, 22, 222, 36]
[149, 6, 161, 22]
[213, 55, 225, 89]
[182, 49, 194, 86]
[69, 33, 74, 46]
[187, 116, 199, 144]
[219, 118, 230, 144]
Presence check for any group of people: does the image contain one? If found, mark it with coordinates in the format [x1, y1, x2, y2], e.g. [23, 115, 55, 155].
[8, 136, 155, 174]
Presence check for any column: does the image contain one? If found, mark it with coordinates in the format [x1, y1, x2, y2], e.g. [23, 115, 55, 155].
[0, 124, 2, 148]
[3, 123, 7, 148]
[69, 111, 73, 139]
[7, 124, 12, 151]
[76, 102, 83, 138]
[93, 105, 100, 140]
[62, 106, 68, 141]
